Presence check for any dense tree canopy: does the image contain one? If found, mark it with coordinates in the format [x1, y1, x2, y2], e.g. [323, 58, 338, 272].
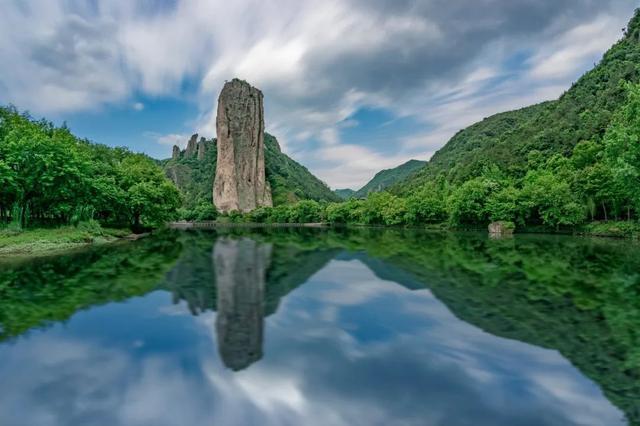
[0, 106, 181, 230]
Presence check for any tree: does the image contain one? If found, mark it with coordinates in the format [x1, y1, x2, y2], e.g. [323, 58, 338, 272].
[521, 170, 585, 229]
[120, 155, 181, 228]
[448, 177, 497, 225]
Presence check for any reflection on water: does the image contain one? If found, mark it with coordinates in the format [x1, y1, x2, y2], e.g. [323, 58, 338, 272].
[214, 237, 270, 371]
[0, 228, 638, 425]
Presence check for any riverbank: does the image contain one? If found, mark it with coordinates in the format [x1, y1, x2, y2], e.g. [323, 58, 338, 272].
[0, 225, 132, 257]
[170, 220, 640, 239]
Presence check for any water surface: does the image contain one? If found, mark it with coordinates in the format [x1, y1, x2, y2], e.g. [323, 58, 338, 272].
[0, 228, 638, 425]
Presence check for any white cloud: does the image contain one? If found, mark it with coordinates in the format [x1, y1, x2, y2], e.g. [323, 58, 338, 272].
[0, 0, 636, 188]
[146, 132, 189, 148]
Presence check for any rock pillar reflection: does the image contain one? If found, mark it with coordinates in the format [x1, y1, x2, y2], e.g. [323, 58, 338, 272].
[214, 237, 271, 371]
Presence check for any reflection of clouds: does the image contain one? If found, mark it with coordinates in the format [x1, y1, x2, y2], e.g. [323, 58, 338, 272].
[0, 258, 626, 426]
[0, 336, 128, 426]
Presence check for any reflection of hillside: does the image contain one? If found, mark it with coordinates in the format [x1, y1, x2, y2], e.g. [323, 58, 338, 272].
[308, 229, 640, 426]
[0, 233, 183, 341]
[183, 227, 639, 424]
[2, 226, 638, 423]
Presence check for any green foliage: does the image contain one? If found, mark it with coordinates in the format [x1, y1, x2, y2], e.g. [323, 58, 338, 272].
[448, 178, 495, 225]
[354, 159, 426, 198]
[0, 224, 129, 255]
[521, 170, 585, 229]
[391, 10, 640, 223]
[334, 188, 356, 200]
[0, 106, 181, 230]
[163, 133, 340, 211]
[264, 134, 340, 205]
[288, 200, 323, 223]
[405, 187, 448, 225]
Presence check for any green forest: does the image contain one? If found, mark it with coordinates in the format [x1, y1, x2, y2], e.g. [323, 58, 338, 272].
[0, 106, 181, 233]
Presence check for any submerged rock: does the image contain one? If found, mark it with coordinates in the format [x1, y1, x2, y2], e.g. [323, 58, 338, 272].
[213, 79, 272, 213]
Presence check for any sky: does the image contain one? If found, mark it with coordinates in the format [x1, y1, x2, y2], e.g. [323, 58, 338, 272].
[0, 1, 637, 189]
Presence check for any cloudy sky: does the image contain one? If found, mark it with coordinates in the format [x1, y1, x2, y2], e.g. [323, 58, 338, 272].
[0, 1, 637, 189]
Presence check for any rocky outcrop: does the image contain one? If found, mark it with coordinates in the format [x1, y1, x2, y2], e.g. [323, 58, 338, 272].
[197, 137, 207, 160]
[185, 133, 198, 158]
[214, 237, 271, 371]
[172, 145, 180, 160]
[488, 221, 515, 236]
[213, 79, 272, 213]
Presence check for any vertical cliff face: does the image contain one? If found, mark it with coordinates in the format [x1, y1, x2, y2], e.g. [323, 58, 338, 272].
[213, 79, 272, 213]
[197, 137, 207, 160]
[185, 134, 198, 158]
[172, 145, 180, 160]
[214, 237, 271, 371]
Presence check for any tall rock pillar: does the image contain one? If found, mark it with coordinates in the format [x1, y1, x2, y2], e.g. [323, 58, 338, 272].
[213, 79, 272, 213]
[185, 134, 198, 158]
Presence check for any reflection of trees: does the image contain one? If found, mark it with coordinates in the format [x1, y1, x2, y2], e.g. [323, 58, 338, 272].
[256, 228, 640, 426]
[2, 226, 638, 423]
[0, 232, 183, 340]
[168, 227, 640, 423]
[214, 238, 271, 371]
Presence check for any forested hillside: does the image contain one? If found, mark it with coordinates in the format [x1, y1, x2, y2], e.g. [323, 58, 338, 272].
[163, 132, 339, 216]
[355, 159, 426, 198]
[334, 188, 356, 200]
[0, 106, 180, 230]
[395, 10, 640, 194]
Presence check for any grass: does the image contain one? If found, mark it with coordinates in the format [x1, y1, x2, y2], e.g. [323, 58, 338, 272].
[577, 221, 640, 239]
[0, 222, 131, 256]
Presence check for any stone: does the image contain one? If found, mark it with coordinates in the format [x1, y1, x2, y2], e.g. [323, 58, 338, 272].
[197, 137, 207, 160]
[214, 237, 271, 371]
[185, 133, 198, 158]
[213, 78, 272, 213]
[172, 145, 180, 160]
[488, 221, 515, 236]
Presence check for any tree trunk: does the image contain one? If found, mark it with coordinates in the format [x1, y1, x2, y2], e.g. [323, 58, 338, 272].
[602, 201, 608, 222]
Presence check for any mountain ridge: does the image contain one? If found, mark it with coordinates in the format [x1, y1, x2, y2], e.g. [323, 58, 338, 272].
[391, 9, 640, 194]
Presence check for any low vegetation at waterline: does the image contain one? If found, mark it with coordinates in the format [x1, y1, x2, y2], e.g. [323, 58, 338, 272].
[0, 222, 131, 256]
[0, 106, 181, 234]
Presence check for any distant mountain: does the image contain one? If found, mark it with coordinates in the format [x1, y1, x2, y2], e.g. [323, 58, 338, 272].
[392, 10, 640, 195]
[162, 132, 340, 209]
[334, 188, 356, 199]
[355, 159, 426, 198]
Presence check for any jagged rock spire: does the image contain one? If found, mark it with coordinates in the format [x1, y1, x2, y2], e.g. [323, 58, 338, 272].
[213, 79, 272, 213]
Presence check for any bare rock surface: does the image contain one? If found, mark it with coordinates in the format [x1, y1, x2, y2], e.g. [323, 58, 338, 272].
[197, 137, 207, 160]
[213, 79, 272, 213]
[185, 133, 198, 158]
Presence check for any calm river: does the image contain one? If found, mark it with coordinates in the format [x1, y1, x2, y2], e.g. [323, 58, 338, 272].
[0, 228, 638, 425]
